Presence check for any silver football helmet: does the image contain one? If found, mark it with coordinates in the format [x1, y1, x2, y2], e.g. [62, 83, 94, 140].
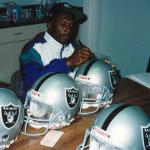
[0, 88, 24, 149]
[22, 73, 81, 136]
[77, 103, 150, 150]
[74, 59, 118, 115]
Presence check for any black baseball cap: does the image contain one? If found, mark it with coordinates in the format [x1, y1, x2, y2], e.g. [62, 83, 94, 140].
[48, 2, 87, 24]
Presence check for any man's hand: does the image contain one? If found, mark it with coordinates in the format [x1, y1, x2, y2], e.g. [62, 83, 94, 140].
[66, 47, 94, 68]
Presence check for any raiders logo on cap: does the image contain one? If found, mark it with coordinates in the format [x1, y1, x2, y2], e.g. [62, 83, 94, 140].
[65, 87, 79, 109]
[141, 123, 150, 150]
[1, 103, 19, 129]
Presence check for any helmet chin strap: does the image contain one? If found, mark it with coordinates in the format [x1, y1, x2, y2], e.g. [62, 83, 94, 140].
[76, 77, 113, 115]
[21, 117, 71, 137]
[78, 96, 112, 115]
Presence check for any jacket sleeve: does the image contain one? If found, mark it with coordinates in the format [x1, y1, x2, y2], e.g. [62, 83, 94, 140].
[20, 48, 70, 89]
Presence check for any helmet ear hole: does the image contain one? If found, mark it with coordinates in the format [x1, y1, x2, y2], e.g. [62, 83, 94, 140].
[58, 114, 66, 121]
[2, 135, 9, 142]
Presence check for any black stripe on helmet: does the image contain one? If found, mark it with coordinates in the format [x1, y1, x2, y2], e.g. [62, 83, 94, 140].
[101, 104, 133, 130]
[83, 59, 97, 76]
[35, 72, 58, 91]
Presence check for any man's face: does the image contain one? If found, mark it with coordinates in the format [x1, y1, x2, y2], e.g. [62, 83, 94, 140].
[48, 13, 78, 44]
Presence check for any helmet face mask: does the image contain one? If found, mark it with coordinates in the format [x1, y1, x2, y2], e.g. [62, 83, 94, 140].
[76, 75, 112, 114]
[76, 75, 112, 100]
[27, 89, 53, 119]
[22, 73, 81, 136]
[0, 88, 24, 149]
[30, 100, 53, 119]
[74, 59, 118, 115]
[77, 103, 150, 150]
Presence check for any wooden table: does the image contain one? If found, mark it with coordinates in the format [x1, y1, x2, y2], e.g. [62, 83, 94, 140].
[113, 78, 150, 115]
[8, 78, 150, 150]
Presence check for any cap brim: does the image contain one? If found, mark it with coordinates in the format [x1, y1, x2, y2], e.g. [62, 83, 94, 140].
[65, 7, 87, 24]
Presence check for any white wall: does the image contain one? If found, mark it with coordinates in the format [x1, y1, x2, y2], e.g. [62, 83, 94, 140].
[98, 0, 150, 76]
[81, 0, 150, 77]
[79, 0, 102, 56]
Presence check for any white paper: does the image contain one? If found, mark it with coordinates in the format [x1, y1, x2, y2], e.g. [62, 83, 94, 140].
[40, 130, 64, 147]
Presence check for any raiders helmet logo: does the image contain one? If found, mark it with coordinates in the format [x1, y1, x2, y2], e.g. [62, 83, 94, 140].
[1, 103, 19, 129]
[65, 87, 79, 109]
[109, 70, 117, 89]
[141, 123, 150, 150]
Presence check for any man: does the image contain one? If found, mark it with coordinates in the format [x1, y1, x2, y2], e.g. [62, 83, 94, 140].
[19, 2, 94, 102]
